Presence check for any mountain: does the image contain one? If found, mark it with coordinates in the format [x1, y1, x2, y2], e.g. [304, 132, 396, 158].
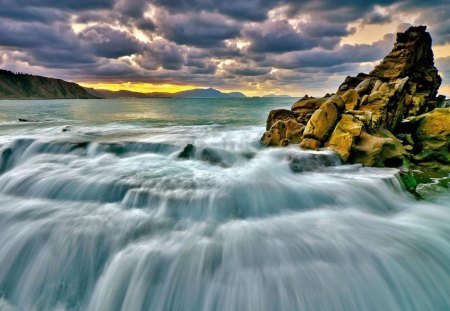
[175, 88, 246, 98]
[84, 88, 171, 98]
[0, 69, 98, 99]
[87, 87, 246, 99]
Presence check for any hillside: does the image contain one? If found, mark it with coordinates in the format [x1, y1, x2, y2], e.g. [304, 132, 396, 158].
[0, 70, 98, 99]
[86, 87, 246, 99]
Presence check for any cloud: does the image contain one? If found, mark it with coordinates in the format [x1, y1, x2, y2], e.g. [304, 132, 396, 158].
[266, 34, 395, 69]
[243, 20, 319, 53]
[156, 11, 240, 47]
[136, 40, 187, 70]
[0, 0, 449, 95]
[79, 25, 142, 58]
[363, 12, 392, 24]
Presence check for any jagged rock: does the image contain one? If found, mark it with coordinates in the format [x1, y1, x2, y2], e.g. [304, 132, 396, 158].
[409, 108, 450, 164]
[265, 109, 296, 131]
[338, 73, 372, 95]
[261, 118, 305, 147]
[342, 89, 360, 111]
[260, 25, 448, 169]
[303, 95, 345, 143]
[345, 110, 373, 128]
[325, 114, 364, 161]
[350, 129, 408, 167]
[354, 77, 376, 96]
[359, 77, 409, 131]
[291, 97, 327, 118]
[299, 138, 321, 150]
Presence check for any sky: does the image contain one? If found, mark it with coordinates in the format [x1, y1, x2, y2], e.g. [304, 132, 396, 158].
[0, 0, 449, 96]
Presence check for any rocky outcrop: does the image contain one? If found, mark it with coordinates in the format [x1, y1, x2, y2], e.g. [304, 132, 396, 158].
[0, 69, 99, 99]
[406, 108, 450, 164]
[261, 26, 448, 168]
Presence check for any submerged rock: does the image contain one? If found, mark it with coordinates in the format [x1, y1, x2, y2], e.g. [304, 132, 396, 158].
[178, 143, 196, 159]
[260, 25, 448, 169]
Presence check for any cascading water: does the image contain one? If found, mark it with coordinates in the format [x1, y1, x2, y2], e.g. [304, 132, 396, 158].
[0, 98, 449, 311]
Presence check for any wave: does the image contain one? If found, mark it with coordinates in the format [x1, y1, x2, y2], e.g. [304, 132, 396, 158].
[0, 125, 448, 310]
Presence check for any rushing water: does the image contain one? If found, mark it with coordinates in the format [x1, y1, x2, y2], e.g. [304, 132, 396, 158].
[0, 98, 449, 311]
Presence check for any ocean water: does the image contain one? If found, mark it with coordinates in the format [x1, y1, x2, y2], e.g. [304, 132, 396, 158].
[0, 98, 449, 311]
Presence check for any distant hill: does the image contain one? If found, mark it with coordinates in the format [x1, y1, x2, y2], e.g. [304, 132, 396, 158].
[84, 88, 172, 98]
[0, 69, 98, 99]
[86, 87, 246, 99]
[175, 88, 246, 98]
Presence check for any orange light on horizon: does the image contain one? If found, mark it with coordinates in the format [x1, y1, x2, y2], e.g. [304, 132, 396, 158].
[78, 82, 202, 94]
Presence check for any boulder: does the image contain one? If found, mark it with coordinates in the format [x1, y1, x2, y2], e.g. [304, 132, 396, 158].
[303, 95, 345, 142]
[178, 144, 196, 159]
[261, 118, 305, 147]
[291, 97, 328, 116]
[350, 129, 408, 167]
[325, 114, 364, 161]
[409, 108, 450, 164]
[299, 138, 321, 150]
[265, 109, 296, 131]
[341, 89, 360, 111]
[354, 78, 376, 96]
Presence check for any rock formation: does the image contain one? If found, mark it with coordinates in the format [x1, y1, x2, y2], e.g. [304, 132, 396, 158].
[0, 69, 99, 99]
[261, 26, 449, 168]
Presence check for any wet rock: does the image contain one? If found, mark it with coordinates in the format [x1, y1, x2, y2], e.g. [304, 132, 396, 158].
[325, 114, 364, 162]
[303, 95, 345, 143]
[178, 144, 196, 159]
[350, 129, 408, 167]
[18, 118, 34, 122]
[260, 25, 448, 169]
[291, 97, 327, 117]
[198, 147, 237, 167]
[299, 138, 321, 150]
[261, 119, 305, 147]
[409, 108, 450, 164]
[288, 152, 336, 172]
[265, 109, 296, 131]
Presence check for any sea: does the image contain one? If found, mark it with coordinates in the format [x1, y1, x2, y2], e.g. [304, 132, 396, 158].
[0, 98, 449, 311]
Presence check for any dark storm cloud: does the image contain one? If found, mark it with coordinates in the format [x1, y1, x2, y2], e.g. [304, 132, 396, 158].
[79, 25, 142, 58]
[0, 20, 73, 49]
[136, 40, 187, 70]
[0, 6, 67, 23]
[266, 34, 395, 69]
[363, 12, 392, 24]
[0, 0, 449, 95]
[243, 20, 320, 53]
[225, 64, 271, 76]
[151, 0, 280, 21]
[10, 0, 115, 10]
[156, 12, 240, 48]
